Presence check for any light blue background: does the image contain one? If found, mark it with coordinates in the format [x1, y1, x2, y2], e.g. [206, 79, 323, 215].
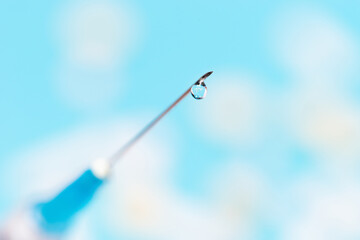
[1, 0, 360, 239]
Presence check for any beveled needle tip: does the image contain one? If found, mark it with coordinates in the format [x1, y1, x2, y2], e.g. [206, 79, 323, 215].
[197, 71, 213, 84]
[202, 71, 213, 79]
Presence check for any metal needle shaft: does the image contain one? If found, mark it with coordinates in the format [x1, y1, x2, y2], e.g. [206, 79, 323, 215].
[108, 71, 213, 167]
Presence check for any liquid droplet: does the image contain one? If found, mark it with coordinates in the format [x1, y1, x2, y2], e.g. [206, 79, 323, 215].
[191, 82, 207, 100]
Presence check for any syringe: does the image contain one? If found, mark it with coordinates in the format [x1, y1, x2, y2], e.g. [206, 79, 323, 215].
[0, 72, 213, 239]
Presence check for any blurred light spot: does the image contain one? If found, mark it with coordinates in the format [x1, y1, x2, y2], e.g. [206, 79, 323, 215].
[193, 73, 265, 147]
[283, 180, 360, 240]
[210, 161, 268, 226]
[103, 160, 266, 239]
[54, 0, 140, 110]
[288, 93, 360, 171]
[58, 0, 138, 68]
[270, 6, 358, 84]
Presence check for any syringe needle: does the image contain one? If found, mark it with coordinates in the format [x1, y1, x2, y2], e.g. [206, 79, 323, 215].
[25, 72, 213, 236]
[108, 71, 213, 167]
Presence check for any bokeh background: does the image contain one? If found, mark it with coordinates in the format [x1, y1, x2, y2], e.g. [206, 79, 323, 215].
[1, 0, 360, 239]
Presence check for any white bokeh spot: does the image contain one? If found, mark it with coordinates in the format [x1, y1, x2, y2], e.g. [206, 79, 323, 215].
[285, 88, 360, 173]
[193, 72, 265, 147]
[270, 6, 358, 85]
[283, 179, 360, 240]
[58, 0, 137, 68]
[54, 0, 140, 111]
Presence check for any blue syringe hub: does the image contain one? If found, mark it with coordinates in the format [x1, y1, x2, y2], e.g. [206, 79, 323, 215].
[33, 159, 110, 234]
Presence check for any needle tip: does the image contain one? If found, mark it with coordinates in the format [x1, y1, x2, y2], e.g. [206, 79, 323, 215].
[202, 71, 213, 78]
[196, 71, 213, 84]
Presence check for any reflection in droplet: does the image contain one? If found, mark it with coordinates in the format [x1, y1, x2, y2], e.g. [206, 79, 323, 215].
[191, 82, 207, 100]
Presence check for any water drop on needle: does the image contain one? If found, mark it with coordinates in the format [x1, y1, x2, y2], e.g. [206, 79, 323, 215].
[191, 82, 207, 100]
